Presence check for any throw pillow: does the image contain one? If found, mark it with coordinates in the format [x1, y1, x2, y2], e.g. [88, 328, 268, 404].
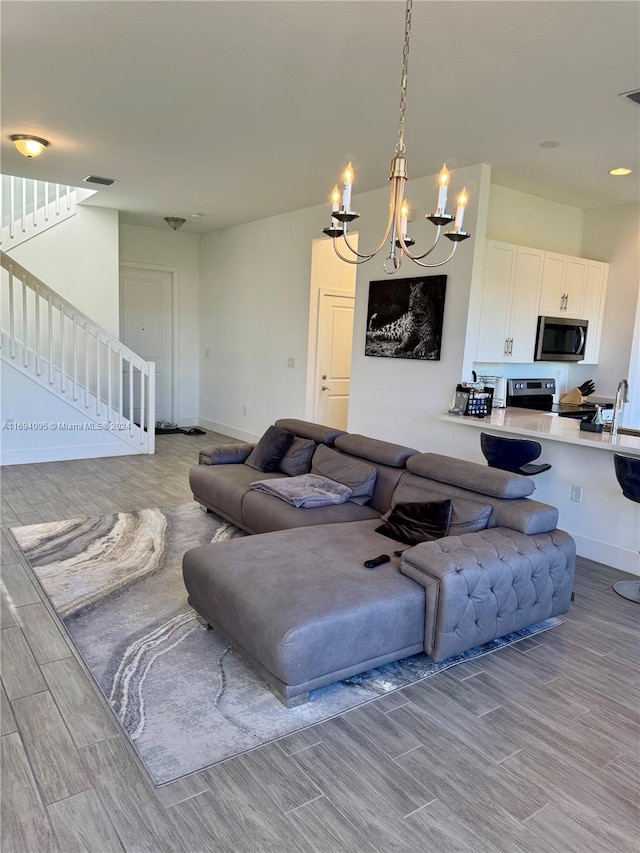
[245, 425, 295, 472]
[391, 480, 493, 535]
[311, 444, 377, 505]
[279, 437, 316, 477]
[375, 500, 453, 546]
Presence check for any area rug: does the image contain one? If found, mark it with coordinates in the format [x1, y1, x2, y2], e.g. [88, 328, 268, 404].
[11, 504, 561, 787]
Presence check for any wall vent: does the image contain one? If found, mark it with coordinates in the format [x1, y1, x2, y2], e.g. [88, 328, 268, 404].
[84, 175, 118, 186]
[619, 89, 640, 106]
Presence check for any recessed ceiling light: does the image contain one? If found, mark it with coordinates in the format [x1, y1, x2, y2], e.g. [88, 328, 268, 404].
[191, 213, 205, 218]
[609, 167, 632, 176]
[539, 140, 560, 149]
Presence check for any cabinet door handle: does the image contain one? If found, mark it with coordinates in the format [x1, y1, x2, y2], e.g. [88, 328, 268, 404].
[509, 337, 514, 356]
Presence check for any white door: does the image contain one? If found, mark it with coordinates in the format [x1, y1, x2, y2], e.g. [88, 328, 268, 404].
[120, 266, 173, 424]
[316, 291, 355, 429]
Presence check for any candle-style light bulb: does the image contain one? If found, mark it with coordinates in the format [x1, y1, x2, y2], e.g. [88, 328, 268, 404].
[437, 164, 450, 212]
[454, 187, 468, 230]
[331, 185, 341, 226]
[342, 162, 353, 211]
[400, 200, 409, 237]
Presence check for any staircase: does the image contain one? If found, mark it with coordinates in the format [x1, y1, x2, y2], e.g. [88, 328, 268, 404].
[1, 175, 95, 250]
[1, 251, 156, 458]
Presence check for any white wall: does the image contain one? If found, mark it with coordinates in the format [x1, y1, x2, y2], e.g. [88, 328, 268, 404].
[0, 361, 138, 464]
[570, 203, 640, 406]
[119, 224, 201, 424]
[7, 205, 120, 337]
[487, 184, 584, 255]
[199, 207, 320, 440]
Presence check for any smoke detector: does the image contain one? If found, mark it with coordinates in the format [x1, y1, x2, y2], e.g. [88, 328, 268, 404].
[164, 217, 186, 231]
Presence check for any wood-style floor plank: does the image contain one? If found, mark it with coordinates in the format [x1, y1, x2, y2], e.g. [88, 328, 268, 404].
[11, 690, 92, 805]
[0, 683, 17, 736]
[1, 625, 48, 698]
[15, 602, 72, 664]
[1, 732, 58, 853]
[47, 789, 125, 853]
[41, 656, 121, 748]
[285, 796, 379, 853]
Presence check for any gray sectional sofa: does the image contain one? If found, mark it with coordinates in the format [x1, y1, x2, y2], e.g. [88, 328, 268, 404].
[183, 418, 575, 705]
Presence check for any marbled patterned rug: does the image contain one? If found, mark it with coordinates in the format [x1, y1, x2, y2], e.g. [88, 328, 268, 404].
[11, 504, 561, 787]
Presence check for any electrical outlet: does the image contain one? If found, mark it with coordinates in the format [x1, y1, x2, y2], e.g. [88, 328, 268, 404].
[570, 484, 583, 503]
[287, 357, 295, 368]
[242, 406, 247, 416]
[205, 348, 210, 359]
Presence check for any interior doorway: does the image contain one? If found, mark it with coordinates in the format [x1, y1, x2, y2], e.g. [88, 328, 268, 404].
[306, 236, 357, 430]
[119, 264, 176, 425]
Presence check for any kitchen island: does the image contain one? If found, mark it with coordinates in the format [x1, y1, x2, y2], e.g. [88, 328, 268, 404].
[437, 408, 640, 576]
[437, 407, 640, 456]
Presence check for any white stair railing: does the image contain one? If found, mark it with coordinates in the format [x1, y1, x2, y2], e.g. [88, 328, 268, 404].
[0, 251, 155, 454]
[1, 176, 94, 250]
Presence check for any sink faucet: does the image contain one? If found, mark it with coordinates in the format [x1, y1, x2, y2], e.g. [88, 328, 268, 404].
[611, 378, 629, 439]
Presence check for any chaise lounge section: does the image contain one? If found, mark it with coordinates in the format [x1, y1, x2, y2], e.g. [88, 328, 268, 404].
[183, 420, 575, 705]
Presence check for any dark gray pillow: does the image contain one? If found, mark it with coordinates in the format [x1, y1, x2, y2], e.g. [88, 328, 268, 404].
[245, 426, 295, 473]
[311, 444, 377, 506]
[392, 482, 492, 535]
[279, 437, 316, 477]
[376, 500, 453, 546]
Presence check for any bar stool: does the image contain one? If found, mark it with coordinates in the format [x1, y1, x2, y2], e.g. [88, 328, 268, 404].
[612, 454, 640, 603]
[480, 433, 552, 476]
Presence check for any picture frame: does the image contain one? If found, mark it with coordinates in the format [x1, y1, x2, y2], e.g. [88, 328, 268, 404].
[364, 275, 447, 360]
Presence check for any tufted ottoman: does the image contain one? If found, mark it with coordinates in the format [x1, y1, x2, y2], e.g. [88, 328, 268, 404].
[400, 526, 575, 661]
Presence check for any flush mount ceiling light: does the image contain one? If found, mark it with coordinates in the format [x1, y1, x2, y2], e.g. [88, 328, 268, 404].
[322, 0, 470, 273]
[609, 167, 632, 176]
[164, 217, 186, 231]
[10, 134, 49, 158]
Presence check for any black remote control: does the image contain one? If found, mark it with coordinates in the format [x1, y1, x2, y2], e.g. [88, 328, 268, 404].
[364, 554, 391, 569]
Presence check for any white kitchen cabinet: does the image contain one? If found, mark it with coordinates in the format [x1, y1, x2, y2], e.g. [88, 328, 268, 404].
[539, 253, 588, 317]
[581, 261, 608, 363]
[476, 241, 543, 362]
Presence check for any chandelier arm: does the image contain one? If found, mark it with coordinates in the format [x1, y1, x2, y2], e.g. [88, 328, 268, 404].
[331, 238, 379, 265]
[338, 178, 400, 260]
[397, 226, 443, 261]
[402, 241, 459, 268]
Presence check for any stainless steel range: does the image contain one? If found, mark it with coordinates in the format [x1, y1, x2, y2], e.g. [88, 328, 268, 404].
[507, 378, 599, 419]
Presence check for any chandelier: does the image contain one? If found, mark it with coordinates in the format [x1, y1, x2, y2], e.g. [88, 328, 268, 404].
[323, 0, 470, 274]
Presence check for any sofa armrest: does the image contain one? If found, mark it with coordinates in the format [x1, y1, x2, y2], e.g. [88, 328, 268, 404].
[199, 443, 255, 465]
[400, 527, 576, 661]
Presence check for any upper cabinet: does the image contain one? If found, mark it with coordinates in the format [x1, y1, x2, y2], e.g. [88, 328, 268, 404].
[539, 253, 588, 317]
[474, 240, 609, 365]
[476, 241, 543, 362]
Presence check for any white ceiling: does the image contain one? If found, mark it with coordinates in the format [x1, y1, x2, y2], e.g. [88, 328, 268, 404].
[2, 1, 639, 234]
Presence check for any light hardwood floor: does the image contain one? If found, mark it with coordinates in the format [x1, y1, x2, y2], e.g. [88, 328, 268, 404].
[1, 433, 639, 852]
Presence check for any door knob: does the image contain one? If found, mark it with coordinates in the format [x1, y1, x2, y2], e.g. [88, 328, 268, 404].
[321, 385, 332, 391]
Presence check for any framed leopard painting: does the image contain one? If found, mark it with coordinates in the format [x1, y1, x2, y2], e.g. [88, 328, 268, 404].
[365, 275, 447, 360]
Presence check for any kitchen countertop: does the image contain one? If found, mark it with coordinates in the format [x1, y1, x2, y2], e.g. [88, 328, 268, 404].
[438, 407, 640, 456]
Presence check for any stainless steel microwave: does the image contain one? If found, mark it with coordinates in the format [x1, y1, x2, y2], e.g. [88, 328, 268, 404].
[535, 316, 588, 362]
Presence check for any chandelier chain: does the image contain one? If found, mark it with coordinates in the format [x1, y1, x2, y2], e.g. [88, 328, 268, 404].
[396, 0, 412, 155]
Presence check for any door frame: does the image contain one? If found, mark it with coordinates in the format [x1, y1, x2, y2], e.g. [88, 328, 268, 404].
[119, 261, 180, 425]
[306, 287, 355, 424]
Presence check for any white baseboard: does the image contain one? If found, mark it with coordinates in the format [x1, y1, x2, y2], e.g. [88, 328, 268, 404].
[199, 418, 260, 444]
[1, 442, 140, 465]
[571, 532, 640, 577]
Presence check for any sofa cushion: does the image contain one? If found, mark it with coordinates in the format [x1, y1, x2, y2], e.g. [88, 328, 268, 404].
[392, 477, 492, 535]
[406, 453, 535, 499]
[190, 463, 286, 524]
[279, 437, 316, 477]
[311, 444, 377, 506]
[246, 426, 295, 472]
[241, 489, 380, 534]
[333, 433, 418, 468]
[376, 500, 453, 546]
[274, 418, 346, 446]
